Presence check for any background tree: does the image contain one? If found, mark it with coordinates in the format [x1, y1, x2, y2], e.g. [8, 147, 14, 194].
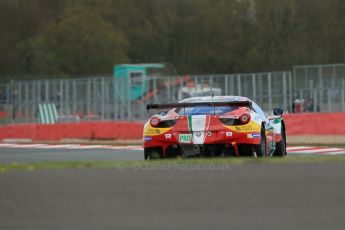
[30, 5, 129, 76]
[1, 0, 345, 81]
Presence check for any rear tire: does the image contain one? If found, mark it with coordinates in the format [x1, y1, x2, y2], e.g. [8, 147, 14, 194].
[274, 124, 287, 157]
[255, 125, 266, 157]
[144, 148, 162, 160]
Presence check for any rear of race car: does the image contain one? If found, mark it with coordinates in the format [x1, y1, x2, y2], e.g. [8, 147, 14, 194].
[143, 101, 266, 159]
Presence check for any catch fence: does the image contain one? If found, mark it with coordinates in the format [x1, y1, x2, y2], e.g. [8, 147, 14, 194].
[293, 63, 345, 112]
[1, 63, 345, 124]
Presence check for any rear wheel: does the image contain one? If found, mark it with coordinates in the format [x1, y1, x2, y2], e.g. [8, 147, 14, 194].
[274, 124, 287, 157]
[144, 148, 162, 160]
[255, 125, 266, 157]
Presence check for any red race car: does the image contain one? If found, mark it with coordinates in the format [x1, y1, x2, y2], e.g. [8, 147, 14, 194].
[143, 96, 286, 159]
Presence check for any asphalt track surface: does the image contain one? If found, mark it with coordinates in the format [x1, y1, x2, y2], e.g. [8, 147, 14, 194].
[1, 163, 345, 230]
[1, 146, 345, 230]
[0, 147, 144, 163]
[1, 145, 345, 163]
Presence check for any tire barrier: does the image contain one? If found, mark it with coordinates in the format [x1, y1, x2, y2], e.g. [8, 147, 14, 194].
[283, 112, 345, 135]
[0, 122, 144, 141]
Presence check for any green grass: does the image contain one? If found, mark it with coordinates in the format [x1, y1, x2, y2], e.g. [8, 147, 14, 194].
[1, 156, 345, 173]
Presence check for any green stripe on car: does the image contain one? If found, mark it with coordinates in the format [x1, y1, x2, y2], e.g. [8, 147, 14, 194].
[188, 115, 193, 132]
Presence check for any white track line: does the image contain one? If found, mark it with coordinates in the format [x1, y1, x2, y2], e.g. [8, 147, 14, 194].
[286, 146, 311, 151]
[327, 151, 345, 155]
[0, 144, 49, 148]
[288, 148, 343, 154]
[37, 144, 82, 149]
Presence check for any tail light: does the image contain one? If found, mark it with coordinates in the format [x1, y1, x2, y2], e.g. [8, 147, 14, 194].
[239, 113, 251, 124]
[150, 117, 160, 127]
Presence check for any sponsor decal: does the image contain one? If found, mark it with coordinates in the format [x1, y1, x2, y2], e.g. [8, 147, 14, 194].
[247, 133, 261, 138]
[144, 136, 153, 142]
[165, 134, 172, 139]
[252, 133, 261, 138]
[226, 132, 233, 137]
[235, 125, 257, 132]
[219, 115, 240, 119]
[195, 131, 202, 137]
[144, 127, 162, 135]
[179, 134, 192, 143]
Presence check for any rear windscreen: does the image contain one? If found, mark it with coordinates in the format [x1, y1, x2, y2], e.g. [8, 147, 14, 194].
[177, 106, 237, 115]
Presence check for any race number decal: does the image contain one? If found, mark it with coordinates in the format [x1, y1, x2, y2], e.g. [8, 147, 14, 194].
[179, 134, 192, 143]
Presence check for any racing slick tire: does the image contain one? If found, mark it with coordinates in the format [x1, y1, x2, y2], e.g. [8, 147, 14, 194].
[144, 148, 162, 160]
[273, 123, 287, 157]
[254, 125, 267, 157]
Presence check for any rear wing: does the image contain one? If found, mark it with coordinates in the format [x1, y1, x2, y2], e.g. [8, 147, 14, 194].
[147, 101, 252, 111]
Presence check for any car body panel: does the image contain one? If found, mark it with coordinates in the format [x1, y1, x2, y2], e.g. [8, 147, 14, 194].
[144, 96, 285, 157]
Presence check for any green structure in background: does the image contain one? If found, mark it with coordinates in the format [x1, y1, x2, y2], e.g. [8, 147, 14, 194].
[37, 103, 58, 124]
[114, 63, 165, 101]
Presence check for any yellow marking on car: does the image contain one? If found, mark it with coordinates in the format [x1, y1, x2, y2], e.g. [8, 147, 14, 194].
[143, 125, 172, 136]
[225, 121, 261, 133]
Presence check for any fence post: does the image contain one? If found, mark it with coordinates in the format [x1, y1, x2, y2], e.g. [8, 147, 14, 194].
[86, 79, 91, 120]
[25, 82, 29, 123]
[153, 77, 157, 102]
[127, 77, 131, 121]
[105, 79, 109, 120]
[66, 79, 71, 116]
[293, 66, 297, 90]
[230, 75, 234, 95]
[101, 78, 105, 120]
[268, 73, 272, 112]
[5, 83, 10, 124]
[58, 80, 62, 116]
[73, 80, 77, 116]
[32, 81, 36, 123]
[237, 75, 241, 96]
[328, 89, 332, 112]
[319, 66, 323, 112]
[225, 75, 228, 95]
[179, 76, 184, 100]
[17, 81, 22, 123]
[45, 80, 49, 103]
[112, 78, 117, 120]
[252, 74, 256, 101]
[313, 88, 317, 112]
[308, 79, 314, 99]
[282, 72, 287, 111]
[140, 77, 145, 120]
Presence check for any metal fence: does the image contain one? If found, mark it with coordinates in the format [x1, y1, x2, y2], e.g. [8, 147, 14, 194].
[0, 72, 293, 124]
[293, 64, 345, 112]
[1, 63, 345, 124]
